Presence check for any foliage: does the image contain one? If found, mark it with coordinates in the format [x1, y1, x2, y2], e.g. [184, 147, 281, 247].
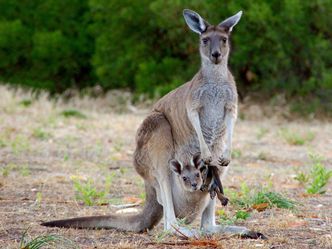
[226, 182, 295, 210]
[279, 128, 315, 145]
[0, 0, 331, 107]
[72, 174, 113, 206]
[0, 0, 94, 92]
[60, 109, 87, 119]
[72, 177, 107, 206]
[296, 153, 332, 194]
[217, 209, 250, 225]
[20, 229, 76, 249]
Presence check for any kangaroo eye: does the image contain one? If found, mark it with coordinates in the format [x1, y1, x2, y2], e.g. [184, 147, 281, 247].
[222, 37, 227, 43]
[202, 38, 209, 45]
[182, 177, 187, 181]
[195, 173, 200, 178]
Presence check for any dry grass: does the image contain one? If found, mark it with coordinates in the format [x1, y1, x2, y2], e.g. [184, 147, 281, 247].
[0, 85, 331, 249]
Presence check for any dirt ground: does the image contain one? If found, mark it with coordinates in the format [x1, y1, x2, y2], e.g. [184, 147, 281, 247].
[0, 86, 331, 249]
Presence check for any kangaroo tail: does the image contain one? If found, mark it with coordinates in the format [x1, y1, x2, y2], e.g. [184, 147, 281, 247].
[41, 183, 162, 232]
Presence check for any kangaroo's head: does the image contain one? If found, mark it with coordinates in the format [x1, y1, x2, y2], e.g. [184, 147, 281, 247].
[183, 9, 242, 65]
[170, 152, 204, 192]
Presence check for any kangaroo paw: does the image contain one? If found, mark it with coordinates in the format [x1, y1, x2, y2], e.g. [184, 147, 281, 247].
[218, 157, 230, 167]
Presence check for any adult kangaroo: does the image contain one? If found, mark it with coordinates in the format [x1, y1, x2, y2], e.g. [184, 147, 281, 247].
[42, 9, 264, 239]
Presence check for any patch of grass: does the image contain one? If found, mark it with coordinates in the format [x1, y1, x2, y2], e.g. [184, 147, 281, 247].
[35, 192, 42, 207]
[256, 127, 269, 140]
[235, 210, 251, 220]
[60, 109, 87, 119]
[11, 134, 30, 154]
[225, 183, 295, 210]
[72, 177, 107, 206]
[252, 191, 295, 209]
[20, 164, 30, 176]
[72, 174, 114, 206]
[279, 128, 315, 145]
[0, 138, 6, 148]
[19, 99, 33, 107]
[296, 153, 332, 194]
[216, 209, 250, 225]
[231, 149, 242, 159]
[294, 171, 309, 185]
[32, 128, 51, 140]
[20, 229, 76, 249]
[257, 152, 269, 161]
[2, 164, 15, 177]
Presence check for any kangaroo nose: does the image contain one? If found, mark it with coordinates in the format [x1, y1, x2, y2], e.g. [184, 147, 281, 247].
[212, 51, 221, 58]
[192, 183, 197, 189]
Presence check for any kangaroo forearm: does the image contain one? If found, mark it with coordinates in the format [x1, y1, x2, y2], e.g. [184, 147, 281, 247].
[187, 108, 210, 156]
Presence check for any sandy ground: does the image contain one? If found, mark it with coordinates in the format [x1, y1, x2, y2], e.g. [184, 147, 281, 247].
[0, 86, 331, 249]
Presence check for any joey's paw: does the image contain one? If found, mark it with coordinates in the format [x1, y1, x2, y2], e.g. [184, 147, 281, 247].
[218, 157, 230, 167]
[220, 196, 229, 206]
[202, 156, 212, 164]
[200, 184, 208, 192]
[240, 231, 268, 240]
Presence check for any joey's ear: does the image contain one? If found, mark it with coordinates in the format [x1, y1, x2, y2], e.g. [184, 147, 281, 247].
[218, 11, 242, 33]
[183, 9, 209, 35]
[169, 159, 183, 175]
[192, 152, 203, 169]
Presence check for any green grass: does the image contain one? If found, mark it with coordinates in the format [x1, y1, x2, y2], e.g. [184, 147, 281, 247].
[20, 164, 30, 176]
[235, 210, 251, 220]
[279, 128, 315, 145]
[72, 177, 107, 206]
[257, 152, 269, 161]
[295, 153, 332, 194]
[72, 174, 114, 206]
[216, 209, 251, 225]
[20, 229, 76, 249]
[1, 163, 16, 177]
[256, 127, 269, 140]
[252, 191, 295, 209]
[32, 128, 51, 140]
[19, 99, 33, 107]
[60, 109, 87, 119]
[225, 183, 295, 210]
[231, 149, 242, 159]
[11, 134, 30, 155]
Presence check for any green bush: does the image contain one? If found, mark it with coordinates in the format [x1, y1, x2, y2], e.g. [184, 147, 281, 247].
[0, 0, 331, 107]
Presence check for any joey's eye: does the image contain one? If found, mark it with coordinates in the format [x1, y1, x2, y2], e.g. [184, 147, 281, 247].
[182, 177, 187, 181]
[222, 37, 227, 43]
[202, 38, 209, 45]
[195, 173, 200, 178]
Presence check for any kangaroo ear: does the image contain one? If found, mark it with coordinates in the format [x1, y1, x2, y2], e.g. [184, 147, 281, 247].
[169, 159, 183, 175]
[183, 9, 209, 35]
[218, 11, 243, 33]
[192, 152, 203, 169]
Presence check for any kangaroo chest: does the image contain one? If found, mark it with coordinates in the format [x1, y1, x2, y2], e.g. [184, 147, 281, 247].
[195, 82, 235, 146]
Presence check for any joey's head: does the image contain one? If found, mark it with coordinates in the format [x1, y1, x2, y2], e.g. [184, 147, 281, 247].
[169, 152, 204, 192]
[183, 9, 242, 65]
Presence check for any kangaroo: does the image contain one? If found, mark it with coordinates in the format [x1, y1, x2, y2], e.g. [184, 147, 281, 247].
[42, 9, 265, 239]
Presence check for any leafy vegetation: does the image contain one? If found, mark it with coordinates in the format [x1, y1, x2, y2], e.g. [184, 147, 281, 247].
[20, 229, 76, 249]
[0, 1, 331, 110]
[279, 128, 315, 145]
[225, 183, 295, 210]
[295, 153, 332, 194]
[60, 109, 87, 119]
[72, 174, 114, 206]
